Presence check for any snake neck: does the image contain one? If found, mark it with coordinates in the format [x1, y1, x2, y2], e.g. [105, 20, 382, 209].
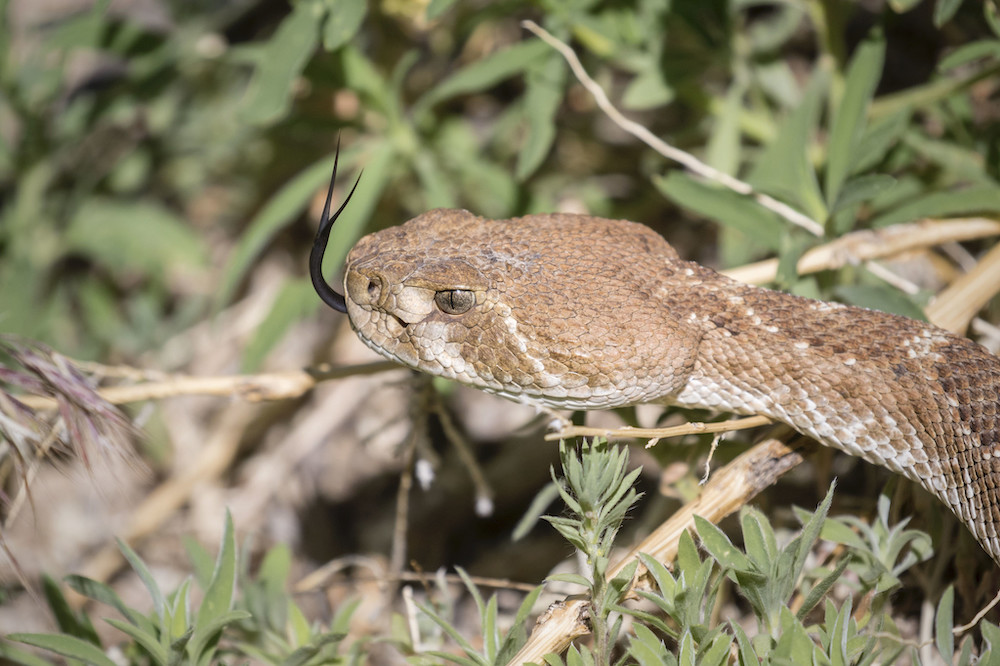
[665, 277, 1000, 561]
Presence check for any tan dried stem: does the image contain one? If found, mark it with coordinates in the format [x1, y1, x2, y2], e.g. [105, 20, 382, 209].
[16, 360, 398, 411]
[548, 415, 772, 443]
[723, 217, 1000, 285]
[521, 20, 824, 237]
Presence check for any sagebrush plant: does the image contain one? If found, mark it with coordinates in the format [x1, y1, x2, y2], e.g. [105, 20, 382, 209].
[528, 440, 991, 665]
[0, 512, 363, 666]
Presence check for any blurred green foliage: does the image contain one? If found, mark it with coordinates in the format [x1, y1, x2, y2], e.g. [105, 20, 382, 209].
[1, 0, 997, 368]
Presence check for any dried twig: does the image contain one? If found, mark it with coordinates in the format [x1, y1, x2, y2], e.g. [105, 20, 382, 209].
[547, 415, 772, 443]
[16, 360, 400, 411]
[722, 217, 1000, 285]
[522, 20, 824, 237]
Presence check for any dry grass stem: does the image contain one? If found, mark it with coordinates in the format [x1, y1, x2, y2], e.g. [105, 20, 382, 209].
[16, 360, 399, 411]
[954, 585, 1000, 635]
[546, 414, 772, 442]
[928, 242, 1000, 334]
[294, 557, 538, 595]
[722, 217, 1000, 285]
[522, 20, 824, 237]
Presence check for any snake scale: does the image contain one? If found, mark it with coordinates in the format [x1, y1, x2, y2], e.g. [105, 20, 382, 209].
[310, 158, 1000, 563]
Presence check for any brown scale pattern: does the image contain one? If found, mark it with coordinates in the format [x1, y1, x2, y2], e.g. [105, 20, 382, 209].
[343, 211, 1000, 561]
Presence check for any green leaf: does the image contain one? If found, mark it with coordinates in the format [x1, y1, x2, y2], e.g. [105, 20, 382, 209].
[984, 620, 1000, 653]
[834, 284, 927, 321]
[869, 185, 1000, 227]
[775, 606, 818, 663]
[416, 602, 480, 659]
[516, 55, 566, 181]
[66, 200, 208, 279]
[701, 633, 735, 666]
[413, 150, 458, 209]
[104, 619, 168, 666]
[117, 538, 167, 625]
[678, 629, 696, 666]
[831, 174, 896, 214]
[730, 621, 758, 666]
[427, 0, 460, 19]
[695, 515, 753, 572]
[41, 575, 100, 644]
[638, 553, 676, 602]
[988, 1, 1000, 39]
[0, 641, 57, 666]
[826, 30, 885, 207]
[676, 529, 702, 575]
[828, 597, 853, 666]
[795, 483, 836, 576]
[196, 511, 238, 624]
[169, 579, 192, 641]
[938, 39, 1000, 70]
[706, 80, 746, 177]
[653, 172, 784, 251]
[182, 537, 216, 590]
[513, 482, 561, 541]
[622, 62, 674, 110]
[189, 512, 238, 663]
[240, 1, 322, 126]
[241, 278, 319, 372]
[189, 611, 252, 662]
[281, 633, 347, 666]
[497, 585, 544, 661]
[740, 509, 775, 570]
[416, 39, 551, 113]
[934, 0, 964, 26]
[8, 633, 117, 666]
[64, 575, 149, 630]
[546, 573, 592, 588]
[851, 110, 910, 174]
[218, 154, 340, 309]
[797, 557, 850, 621]
[322, 0, 366, 51]
[935, 585, 955, 664]
[747, 66, 829, 223]
[903, 131, 997, 185]
[628, 623, 674, 666]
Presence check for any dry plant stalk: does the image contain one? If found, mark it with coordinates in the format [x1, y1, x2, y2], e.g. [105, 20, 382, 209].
[521, 20, 824, 237]
[16, 360, 398, 411]
[548, 414, 772, 443]
[722, 217, 1000, 285]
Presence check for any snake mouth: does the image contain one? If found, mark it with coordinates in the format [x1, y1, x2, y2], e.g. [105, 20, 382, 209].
[387, 313, 409, 333]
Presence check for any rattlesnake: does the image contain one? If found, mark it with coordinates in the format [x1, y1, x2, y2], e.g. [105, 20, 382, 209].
[310, 160, 1000, 562]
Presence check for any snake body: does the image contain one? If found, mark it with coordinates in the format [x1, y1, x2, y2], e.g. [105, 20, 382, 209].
[330, 210, 1000, 561]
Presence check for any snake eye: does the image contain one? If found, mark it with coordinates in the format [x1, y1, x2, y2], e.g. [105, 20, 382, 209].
[434, 289, 475, 315]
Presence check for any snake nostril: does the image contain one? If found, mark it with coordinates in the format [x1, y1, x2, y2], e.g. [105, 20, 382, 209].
[366, 276, 381, 302]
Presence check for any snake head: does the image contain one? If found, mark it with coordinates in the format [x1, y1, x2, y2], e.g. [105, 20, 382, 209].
[339, 210, 703, 410]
